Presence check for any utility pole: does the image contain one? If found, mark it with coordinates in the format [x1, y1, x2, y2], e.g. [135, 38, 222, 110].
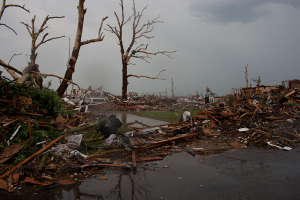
[171, 78, 175, 98]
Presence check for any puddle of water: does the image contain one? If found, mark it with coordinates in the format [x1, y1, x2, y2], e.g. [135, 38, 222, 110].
[2, 148, 300, 199]
[105, 111, 169, 127]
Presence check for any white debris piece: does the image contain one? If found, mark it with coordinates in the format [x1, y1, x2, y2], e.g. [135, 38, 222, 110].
[267, 141, 292, 151]
[182, 111, 191, 121]
[62, 98, 75, 105]
[106, 134, 117, 146]
[238, 128, 250, 132]
[7, 125, 21, 145]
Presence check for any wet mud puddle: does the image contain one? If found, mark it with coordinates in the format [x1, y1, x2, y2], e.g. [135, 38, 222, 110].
[5, 147, 300, 200]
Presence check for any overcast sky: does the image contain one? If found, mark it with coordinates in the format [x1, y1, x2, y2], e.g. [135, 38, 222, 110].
[1, 0, 299, 96]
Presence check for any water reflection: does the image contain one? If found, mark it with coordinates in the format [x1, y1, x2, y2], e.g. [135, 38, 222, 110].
[105, 111, 168, 127]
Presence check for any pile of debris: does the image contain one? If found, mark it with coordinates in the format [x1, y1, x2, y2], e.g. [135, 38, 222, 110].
[1, 77, 300, 193]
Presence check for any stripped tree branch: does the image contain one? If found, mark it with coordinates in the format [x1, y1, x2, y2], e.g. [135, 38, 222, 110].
[8, 53, 22, 65]
[30, 71, 80, 90]
[0, 22, 16, 34]
[21, 15, 65, 65]
[127, 69, 166, 80]
[0, 59, 23, 75]
[0, 0, 30, 34]
[81, 16, 108, 46]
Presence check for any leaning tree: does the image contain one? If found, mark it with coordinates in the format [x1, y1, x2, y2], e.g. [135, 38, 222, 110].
[56, 0, 108, 97]
[106, 0, 176, 99]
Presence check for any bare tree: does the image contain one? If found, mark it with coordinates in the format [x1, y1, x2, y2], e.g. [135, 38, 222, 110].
[18, 15, 65, 88]
[21, 15, 65, 65]
[0, 0, 30, 35]
[106, 0, 176, 99]
[56, 0, 108, 97]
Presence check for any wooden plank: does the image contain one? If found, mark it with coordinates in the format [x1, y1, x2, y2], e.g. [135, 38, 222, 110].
[0, 135, 64, 179]
[136, 157, 163, 162]
[285, 90, 295, 98]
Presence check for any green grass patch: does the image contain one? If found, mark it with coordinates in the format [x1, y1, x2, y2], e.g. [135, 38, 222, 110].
[131, 110, 199, 123]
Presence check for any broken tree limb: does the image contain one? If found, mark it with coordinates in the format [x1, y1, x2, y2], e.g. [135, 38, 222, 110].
[127, 69, 166, 80]
[136, 157, 163, 162]
[0, 135, 64, 179]
[0, 60, 23, 76]
[0, 0, 30, 35]
[30, 71, 80, 90]
[0, 58, 19, 80]
[8, 53, 22, 65]
[80, 16, 108, 46]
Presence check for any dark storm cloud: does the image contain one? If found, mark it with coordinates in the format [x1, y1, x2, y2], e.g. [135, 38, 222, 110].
[189, 0, 300, 24]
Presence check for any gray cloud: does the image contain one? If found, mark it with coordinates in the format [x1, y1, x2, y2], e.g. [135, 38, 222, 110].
[189, 0, 300, 24]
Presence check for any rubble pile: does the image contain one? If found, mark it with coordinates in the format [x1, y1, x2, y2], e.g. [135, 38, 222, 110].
[1, 77, 300, 193]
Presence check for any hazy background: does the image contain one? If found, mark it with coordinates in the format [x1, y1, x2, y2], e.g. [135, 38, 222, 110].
[1, 0, 299, 96]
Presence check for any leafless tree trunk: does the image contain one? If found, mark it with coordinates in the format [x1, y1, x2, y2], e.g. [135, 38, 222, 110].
[245, 64, 249, 88]
[56, 0, 108, 97]
[0, 0, 30, 35]
[106, 0, 176, 100]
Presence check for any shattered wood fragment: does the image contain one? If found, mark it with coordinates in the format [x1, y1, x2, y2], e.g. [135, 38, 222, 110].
[85, 136, 103, 142]
[0, 179, 9, 191]
[12, 174, 19, 185]
[132, 151, 136, 168]
[2, 119, 19, 128]
[24, 177, 52, 185]
[136, 157, 164, 162]
[57, 180, 76, 185]
[256, 129, 272, 135]
[0, 143, 23, 163]
[285, 90, 296, 98]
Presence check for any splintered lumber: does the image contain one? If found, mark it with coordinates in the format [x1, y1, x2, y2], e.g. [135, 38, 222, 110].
[285, 90, 295, 98]
[136, 157, 163, 162]
[67, 124, 95, 133]
[85, 136, 103, 142]
[136, 133, 198, 151]
[86, 149, 123, 160]
[256, 129, 272, 135]
[3, 119, 19, 128]
[132, 151, 137, 168]
[253, 104, 263, 113]
[0, 135, 64, 179]
[98, 164, 125, 167]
